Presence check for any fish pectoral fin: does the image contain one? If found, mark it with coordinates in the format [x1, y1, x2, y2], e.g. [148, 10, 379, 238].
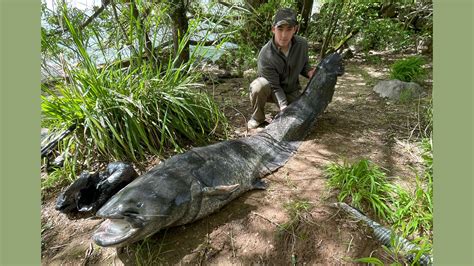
[252, 179, 267, 190]
[203, 184, 240, 196]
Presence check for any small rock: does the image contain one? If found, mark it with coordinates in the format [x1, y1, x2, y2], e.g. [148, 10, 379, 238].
[373, 79, 424, 101]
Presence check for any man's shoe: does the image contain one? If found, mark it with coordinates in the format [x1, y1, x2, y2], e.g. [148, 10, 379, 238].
[247, 119, 262, 129]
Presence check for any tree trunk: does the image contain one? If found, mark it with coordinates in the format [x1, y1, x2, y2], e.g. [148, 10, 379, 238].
[170, 0, 189, 66]
[296, 0, 313, 35]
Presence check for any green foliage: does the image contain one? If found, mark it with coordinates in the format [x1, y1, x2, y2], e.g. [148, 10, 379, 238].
[239, 0, 296, 49]
[392, 174, 432, 239]
[41, 157, 77, 189]
[41, 8, 228, 184]
[390, 56, 426, 82]
[283, 199, 312, 220]
[308, 0, 430, 55]
[358, 18, 412, 52]
[326, 159, 395, 220]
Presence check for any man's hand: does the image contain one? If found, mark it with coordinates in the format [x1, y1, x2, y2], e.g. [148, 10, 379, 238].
[307, 68, 316, 79]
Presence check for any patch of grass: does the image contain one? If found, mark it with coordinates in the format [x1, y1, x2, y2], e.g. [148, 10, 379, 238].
[278, 199, 314, 239]
[326, 159, 395, 221]
[392, 138, 433, 243]
[279, 199, 313, 265]
[41, 161, 75, 189]
[357, 233, 432, 265]
[329, 153, 433, 264]
[390, 56, 426, 83]
[392, 174, 432, 239]
[126, 238, 166, 265]
[281, 199, 313, 230]
[420, 99, 433, 139]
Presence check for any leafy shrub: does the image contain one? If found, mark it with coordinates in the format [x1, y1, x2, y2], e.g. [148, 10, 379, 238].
[358, 18, 412, 52]
[390, 56, 426, 82]
[308, 1, 415, 54]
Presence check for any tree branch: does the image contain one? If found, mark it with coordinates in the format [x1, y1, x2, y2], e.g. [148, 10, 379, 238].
[48, 0, 111, 36]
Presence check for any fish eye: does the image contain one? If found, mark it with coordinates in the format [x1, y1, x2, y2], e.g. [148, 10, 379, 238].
[136, 202, 144, 208]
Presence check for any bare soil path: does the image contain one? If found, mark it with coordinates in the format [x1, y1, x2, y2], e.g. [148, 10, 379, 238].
[41, 53, 431, 265]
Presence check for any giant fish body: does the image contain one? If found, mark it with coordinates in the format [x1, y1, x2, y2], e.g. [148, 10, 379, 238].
[93, 53, 344, 247]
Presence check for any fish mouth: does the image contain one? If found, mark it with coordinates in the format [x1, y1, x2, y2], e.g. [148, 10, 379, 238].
[93, 218, 140, 247]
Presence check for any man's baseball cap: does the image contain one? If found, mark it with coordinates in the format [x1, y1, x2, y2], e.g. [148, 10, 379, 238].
[273, 8, 298, 27]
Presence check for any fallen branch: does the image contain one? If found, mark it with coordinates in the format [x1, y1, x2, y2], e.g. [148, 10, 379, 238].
[41, 124, 77, 158]
[251, 211, 282, 228]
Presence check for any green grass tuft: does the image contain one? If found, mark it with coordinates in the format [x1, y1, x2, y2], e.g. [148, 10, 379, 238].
[326, 159, 395, 221]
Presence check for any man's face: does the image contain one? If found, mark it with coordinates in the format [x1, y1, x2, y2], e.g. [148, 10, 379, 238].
[272, 24, 297, 49]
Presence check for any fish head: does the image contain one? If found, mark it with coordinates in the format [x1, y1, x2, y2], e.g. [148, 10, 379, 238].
[321, 53, 345, 76]
[92, 172, 189, 247]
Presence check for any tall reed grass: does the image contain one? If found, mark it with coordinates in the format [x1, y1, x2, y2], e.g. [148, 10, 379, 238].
[41, 5, 228, 185]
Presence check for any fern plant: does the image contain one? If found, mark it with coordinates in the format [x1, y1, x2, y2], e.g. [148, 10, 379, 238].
[389, 56, 426, 82]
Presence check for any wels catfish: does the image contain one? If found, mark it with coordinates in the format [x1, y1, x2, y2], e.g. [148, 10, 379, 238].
[93, 53, 344, 247]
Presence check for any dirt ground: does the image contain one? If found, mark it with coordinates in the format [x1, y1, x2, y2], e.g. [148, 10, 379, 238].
[41, 51, 432, 265]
